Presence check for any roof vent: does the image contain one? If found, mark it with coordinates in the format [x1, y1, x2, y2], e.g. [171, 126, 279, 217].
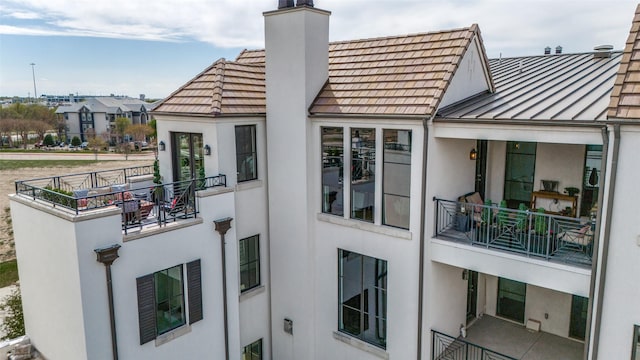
[296, 0, 314, 6]
[544, 46, 551, 55]
[278, 0, 294, 8]
[555, 45, 562, 54]
[594, 45, 614, 59]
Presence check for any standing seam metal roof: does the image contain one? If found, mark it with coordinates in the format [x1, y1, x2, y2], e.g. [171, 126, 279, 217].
[437, 51, 622, 121]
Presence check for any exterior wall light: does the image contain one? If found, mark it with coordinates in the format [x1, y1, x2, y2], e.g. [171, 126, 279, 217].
[159, 141, 165, 151]
[469, 148, 477, 160]
[204, 144, 211, 156]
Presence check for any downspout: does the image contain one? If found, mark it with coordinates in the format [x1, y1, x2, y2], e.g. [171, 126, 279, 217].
[214, 217, 233, 360]
[588, 124, 620, 359]
[416, 117, 430, 360]
[94, 244, 121, 360]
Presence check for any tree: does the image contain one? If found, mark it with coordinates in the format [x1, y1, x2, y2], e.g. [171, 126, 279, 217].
[0, 288, 24, 340]
[126, 123, 153, 143]
[43, 134, 55, 146]
[114, 117, 130, 143]
[148, 118, 157, 139]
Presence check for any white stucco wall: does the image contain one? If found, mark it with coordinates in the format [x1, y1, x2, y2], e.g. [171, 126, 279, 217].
[9, 199, 90, 360]
[484, 275, 574, 339]
[439, 36, 491, 109]
[264, 6, 330, 360]
[595, 126, 640, 359]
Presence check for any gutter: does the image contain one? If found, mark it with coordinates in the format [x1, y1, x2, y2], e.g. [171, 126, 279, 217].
[416, 117, 430, 359]
[214, 218, 234, 360]
[588, 124, 620, 359]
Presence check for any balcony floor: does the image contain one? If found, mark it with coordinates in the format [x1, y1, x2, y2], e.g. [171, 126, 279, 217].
[436, 228, 592, 269]
[465, 315, 583, 360]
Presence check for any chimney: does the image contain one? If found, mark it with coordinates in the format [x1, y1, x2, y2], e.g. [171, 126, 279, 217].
[278, 0, 293, 8]
[593, 45, 613, 59]
[555, 45, 562, 54]
[544, 46, 551, 55]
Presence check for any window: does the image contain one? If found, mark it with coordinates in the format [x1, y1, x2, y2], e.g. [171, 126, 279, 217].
[242, 338, 263, 360]
[171, 132, 204, 183]
[136, 260, 202, 345]
[504, 141, 536, 209]
[633, 325, 640, 360]
[569, 295, 588, 340]
[351, 128, 375, 222]
[322, 127, 344, 216]
[239, 235, 260, 292]
[236, 125, 257, 182]
[383, 130, 411, 229]
[496, 277, 526, 323]
[338, 249, 387, 349]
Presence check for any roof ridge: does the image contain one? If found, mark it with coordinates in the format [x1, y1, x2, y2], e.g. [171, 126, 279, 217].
[328, 26, 474, 46]
[211, 61, 226, 115]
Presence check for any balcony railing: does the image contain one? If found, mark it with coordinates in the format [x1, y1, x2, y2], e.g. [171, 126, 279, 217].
[15, 167, 227, 234]
[434, 198, 593, 267]
[431, 330, 516, 360]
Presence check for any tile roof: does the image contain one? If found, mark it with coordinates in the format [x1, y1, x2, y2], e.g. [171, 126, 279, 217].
[437, 51, 622, 122]
[233, 25, 489, 117]
[156, 25, 489, 117]
[607, 4, 640, 120]
[153, 59, 266, 115]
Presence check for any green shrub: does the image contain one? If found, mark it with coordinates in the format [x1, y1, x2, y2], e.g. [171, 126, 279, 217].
[0, 288, 24, 340]
[534, 208, 547, 234]
[42, 186, 76, 209]
[43, 134, 55, 146]
[71, 136, 82, 147]
[481, 200, 493, 224]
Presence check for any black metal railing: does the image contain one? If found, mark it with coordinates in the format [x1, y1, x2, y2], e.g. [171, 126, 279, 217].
[15, 165, 154, 194]
[15, 169, 227, 234]
[434, 198, 593, 267]
[431, 330, 516, 360]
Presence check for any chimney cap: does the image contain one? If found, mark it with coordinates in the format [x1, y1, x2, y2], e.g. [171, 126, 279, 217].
[544, 46, 551, 55]
[296, 0, 314, 6]
[593, 44, 614, 59]
[555, 45, 562, 54]
[278, 0, 294, 9]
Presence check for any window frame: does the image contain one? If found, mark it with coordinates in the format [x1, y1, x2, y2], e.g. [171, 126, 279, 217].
[338, 249, 388, 349]
[350, 128, 376, 223]
[633, 325, 640, 360]
[239, 235, 261, 292]
[235, 125, 258, 182]
[382, 129, 412, 229]
[242, 338, 263, 360]
[136, 259, 202, 345]
[321, 127, 344, 216]
[154, 265, 186, 335]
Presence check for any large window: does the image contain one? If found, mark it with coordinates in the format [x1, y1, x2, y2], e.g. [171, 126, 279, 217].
[242, 338, 263, 360]
[351, 128, 375, 222]
[569, 295, 588, 340]
[322, 127, 344, 216]
[496, 277, 526, 323]
[338, 249, 387, 349]
[136, 260, 202, 344]
[383, 129, 411, 229]
[236, 125, 258, 182]
[504, 141, 536, 209]
[239, 235, 260, 292]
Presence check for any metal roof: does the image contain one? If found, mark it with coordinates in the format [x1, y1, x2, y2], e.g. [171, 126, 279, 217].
[438, 51, 622, 122]
[607, 4, 640, 120]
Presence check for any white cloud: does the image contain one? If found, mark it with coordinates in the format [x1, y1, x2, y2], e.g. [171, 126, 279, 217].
[0, 0, 637, 55]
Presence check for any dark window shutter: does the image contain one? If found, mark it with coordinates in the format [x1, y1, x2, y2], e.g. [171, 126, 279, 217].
[187, 259, 203, 324]
[136, 274, 156, 345]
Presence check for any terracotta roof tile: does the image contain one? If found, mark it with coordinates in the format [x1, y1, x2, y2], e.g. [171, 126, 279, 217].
[158, 25, 491, 117]
[607, 4, 640, 120]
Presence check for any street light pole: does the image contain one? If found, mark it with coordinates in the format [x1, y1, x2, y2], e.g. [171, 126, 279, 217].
[30, 63, 37, 103]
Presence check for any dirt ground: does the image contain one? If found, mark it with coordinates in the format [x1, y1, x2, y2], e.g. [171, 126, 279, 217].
[0, 160, 152, 262]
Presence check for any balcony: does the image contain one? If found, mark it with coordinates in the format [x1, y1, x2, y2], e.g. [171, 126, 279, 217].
[14, 166, 227, 234]
[434, 198, 593, 268]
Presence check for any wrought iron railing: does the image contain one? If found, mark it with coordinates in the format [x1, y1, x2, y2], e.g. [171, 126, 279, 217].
[16, 165, 153, 193]
[431, 330, 516, 360]
[434, 198, 593, 267]
[15, 169, 227, 234]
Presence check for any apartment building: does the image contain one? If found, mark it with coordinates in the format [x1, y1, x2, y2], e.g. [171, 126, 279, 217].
[8, 1, 640, 360]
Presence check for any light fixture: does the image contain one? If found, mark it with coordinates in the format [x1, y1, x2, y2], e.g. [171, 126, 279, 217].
[204, 144, 211, 156]
[158, 141, 165, 151]
[469, 148, 477, 160]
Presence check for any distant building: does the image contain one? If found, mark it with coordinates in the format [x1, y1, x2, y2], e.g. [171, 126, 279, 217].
[55, 96, 158, 141]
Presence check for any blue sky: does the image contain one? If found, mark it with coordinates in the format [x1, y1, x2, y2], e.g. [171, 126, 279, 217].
[0, 0, 636, 100]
